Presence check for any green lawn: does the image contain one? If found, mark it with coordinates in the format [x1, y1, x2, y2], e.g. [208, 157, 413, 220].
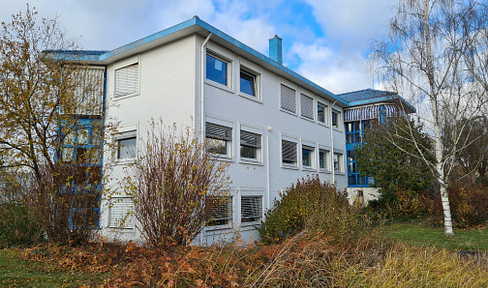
[382, 221, 488, 251]
[0, 249, 106, 287]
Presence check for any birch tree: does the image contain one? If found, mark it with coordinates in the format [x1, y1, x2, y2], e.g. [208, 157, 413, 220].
[370, 0, 488, 236]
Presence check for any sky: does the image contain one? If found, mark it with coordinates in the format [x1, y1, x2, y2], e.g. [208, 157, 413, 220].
[0, 0, 398, 94]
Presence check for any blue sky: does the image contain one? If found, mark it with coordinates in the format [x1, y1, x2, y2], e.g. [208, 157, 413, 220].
[0, 0, 397, 93]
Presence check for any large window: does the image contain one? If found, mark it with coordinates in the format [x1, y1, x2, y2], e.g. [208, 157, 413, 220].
[206, 122, 232, 157]
[207, 196, 232, 226]
[282, 139, 297, 166]
[280, 84, 296, 113]
[301, 94, 314, 120]
[116, 132, 137, 160]
[240, 130, 261, 161]
[206, 54, 228, 86]
[240, 69, 257, 97]
[241, 196, 262, 223]
[317, 102, 328, 124]
[302, 145, 315, 168]
[61, 124, 103, 165]
[115, 63, 139, 98]
[346, 121, 361, 144]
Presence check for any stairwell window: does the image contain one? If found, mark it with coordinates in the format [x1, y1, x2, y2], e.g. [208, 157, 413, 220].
[115, 63, 139, 98]
[206, 53, 229, 87]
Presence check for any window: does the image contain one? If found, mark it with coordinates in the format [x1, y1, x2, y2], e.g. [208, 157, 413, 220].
[302, 145, 315, 168]
[240, 69, 257, 97]
[282, 139, 297, 166]
[332, 109, 341, 129]
[334, 152, 343, 172]
[109, 197, 134, 228]
[346, 121, 361, 144]
[115, 63, 139, 98]
[319, 149, 329, 170]
[241, 196, 262, 223]
[332, 110, 341, 129]
[240, 130, 261, 160]
[206, 54, 228, 86]
[317, 102, 328, 124]
[206, 123, 232, 157]
[280, 84, 296, 113]
[116, 131, 137, 160]
[300, 94, 314, 120]
[207, 196, 231, 226]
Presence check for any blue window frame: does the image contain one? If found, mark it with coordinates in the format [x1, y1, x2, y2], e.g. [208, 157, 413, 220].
[206, 54, 227, 86]
[346, 120, 374, 187]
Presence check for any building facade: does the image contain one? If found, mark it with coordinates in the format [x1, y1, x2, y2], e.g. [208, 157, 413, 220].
[53, 17, 413, 244]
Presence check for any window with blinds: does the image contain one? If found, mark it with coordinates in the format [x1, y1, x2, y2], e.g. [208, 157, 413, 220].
[109, 197, 133, 228]
[241, 196, 262, 223]
[207, 196, 231, 226]
[282, 139, 297, 165]
[240, 130, 261, 160]
[115, 63, 139, 98]
[301, 94, 314, 120]
[206, 123, 232, 156]
[280, 84, 296, 113]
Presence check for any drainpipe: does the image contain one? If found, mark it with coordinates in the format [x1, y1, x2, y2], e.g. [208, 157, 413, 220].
[330, 100, 338, 184]
[199, 33, 212, 245]
[266, 126, 272, 210]
[200, 33, 213, 143]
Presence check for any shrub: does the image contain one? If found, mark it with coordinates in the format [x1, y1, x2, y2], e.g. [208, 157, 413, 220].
[446, 182, 488, 227]
[258, 176, 369, 245]
[123, 120, 230, 246]
[0, 202, 44, 247]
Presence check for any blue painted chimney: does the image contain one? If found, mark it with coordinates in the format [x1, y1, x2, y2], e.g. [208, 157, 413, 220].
[269, 35, 282, 65]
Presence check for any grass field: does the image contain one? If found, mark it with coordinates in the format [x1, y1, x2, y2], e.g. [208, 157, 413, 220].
[381, 221, 488, 251]
[0, 249, 106, 287]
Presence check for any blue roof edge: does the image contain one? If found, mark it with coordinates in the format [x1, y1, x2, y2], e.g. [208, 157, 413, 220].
[347, 94, 416, 113]
[50, 16, 348, 106]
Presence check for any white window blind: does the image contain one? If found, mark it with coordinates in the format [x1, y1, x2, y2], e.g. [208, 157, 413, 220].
[115, 64, 139, 98]
[206, 123, 232, 141]
[282, 140, 297, 165]
[240, 131, 261, 148]
[281, 84, 296, 113]
[109, 197, 133, 228]
[241, 196, 262, 223]
[301, 94, 314, 119]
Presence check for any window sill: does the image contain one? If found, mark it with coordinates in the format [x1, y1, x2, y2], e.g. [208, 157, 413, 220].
[319, 169, 331, 174]
[300, 116, 315, 123]
[239, 159, 263, 166]
[206, 223, 232, 231]
[317, 121, 330, 128]
[279, 108, 298, 117]
[239, 93, 262, 104]
[333, 127, 343, 133]
[281, 164, 299, 170]
[108, 226, 135, 231]
[114, 159, 136, 165]
[335, 171, 346, 176]
[113, 92, 140, 102]
[212, 155, 234, 163]
[302, 167, 317, 172]
[240, 222, 261, 230]
[205, 80, 234, 94]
